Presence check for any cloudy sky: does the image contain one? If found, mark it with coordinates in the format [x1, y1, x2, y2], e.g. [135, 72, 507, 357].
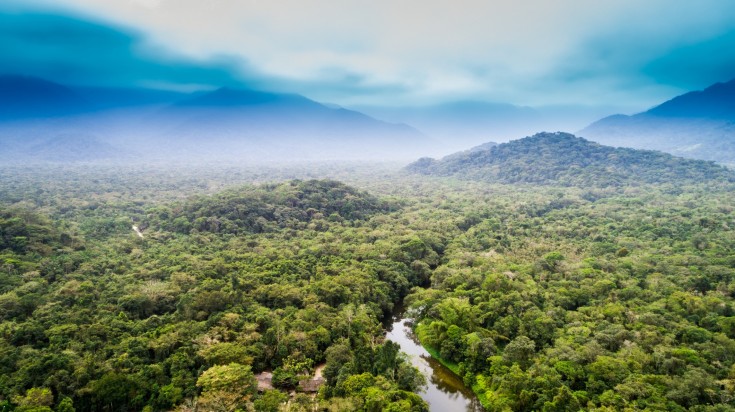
[3, 0, 735, 110]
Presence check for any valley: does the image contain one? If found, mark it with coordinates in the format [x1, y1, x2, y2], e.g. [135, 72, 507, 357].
[2, 148, 735, 410]
[4, 3, 735, 411]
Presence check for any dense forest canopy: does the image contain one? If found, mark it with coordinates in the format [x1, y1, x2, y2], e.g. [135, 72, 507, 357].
[148, 179, 396, 235]
[0, 159, 734, 411]
[0, 177, 433, 411]
[406, 132, 735, 187]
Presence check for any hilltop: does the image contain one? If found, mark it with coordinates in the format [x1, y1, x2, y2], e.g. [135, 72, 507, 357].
[406, 132, 734, 187]
[147, 179, 395, 235]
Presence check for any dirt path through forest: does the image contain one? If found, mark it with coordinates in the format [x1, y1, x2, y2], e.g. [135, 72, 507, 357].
[132, 225, 144, 239]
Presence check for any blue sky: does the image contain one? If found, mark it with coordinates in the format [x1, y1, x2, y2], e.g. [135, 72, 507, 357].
[3, 0, 735, 111]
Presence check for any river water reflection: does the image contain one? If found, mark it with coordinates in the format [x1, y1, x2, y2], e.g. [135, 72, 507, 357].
[385, 310, 483, 411]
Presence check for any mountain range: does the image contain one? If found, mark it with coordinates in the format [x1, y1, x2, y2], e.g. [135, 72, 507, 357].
[4, 73, 735, 167]
[0, 75, 92, 120]
[580, 79, 735, 165]
[406, 132, 735, 187]
[356, 101, 618, 152]
[0, 75, 428, 164]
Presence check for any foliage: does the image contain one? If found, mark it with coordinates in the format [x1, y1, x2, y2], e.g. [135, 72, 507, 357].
[406, 132, 735, 187]
[2, 163, 735, 411]
[0, 173, 431, 411]
[150, 179, 394, 235]
[196, 363, 256, 412]
[406, 178, 735, 410]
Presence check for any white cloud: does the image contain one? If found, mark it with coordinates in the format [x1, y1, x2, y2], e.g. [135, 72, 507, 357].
[127, 0, 163, 9]
[22, 0, 735, 107]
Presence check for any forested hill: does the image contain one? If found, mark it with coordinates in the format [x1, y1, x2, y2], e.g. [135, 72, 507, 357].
[147, 179, 395, 235]
[0, 177, 432, 411]
[406, 132, 735, 187]
[4, 165, 735, 411]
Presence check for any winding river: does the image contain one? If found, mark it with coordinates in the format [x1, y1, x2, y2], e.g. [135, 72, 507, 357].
[385, 307, 483, 411]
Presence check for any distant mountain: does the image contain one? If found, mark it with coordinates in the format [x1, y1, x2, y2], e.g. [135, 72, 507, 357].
[581, 79, 735, 165]
[72, 86, 187, 109]
[167, 86, 414, 128]
[406, 132, 734, 187]
[0, 77, 431, 164]
[647, 79, 735, 119]
[0, 75, 91, 119]
[0, 75, 188, 120]
[356, 101, 538, 151]
[174, 87, 317, 109]
[0, 131, 129, 164]
[357, 101, 620, 152]
[26, 134, 127, 162]
[149, 87, 428, 161]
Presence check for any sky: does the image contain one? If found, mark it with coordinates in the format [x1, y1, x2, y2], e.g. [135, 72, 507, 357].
[2, 0, 735, 111]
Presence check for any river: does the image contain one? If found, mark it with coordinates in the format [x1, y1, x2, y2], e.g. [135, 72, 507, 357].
[385, 307, 483, 411]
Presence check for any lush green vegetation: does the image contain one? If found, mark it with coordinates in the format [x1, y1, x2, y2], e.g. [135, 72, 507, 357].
[0, 175, 434, 412]
[406, 132, 735, 187]
[406, 184, 735, 411]
[1, 161, 735, 411]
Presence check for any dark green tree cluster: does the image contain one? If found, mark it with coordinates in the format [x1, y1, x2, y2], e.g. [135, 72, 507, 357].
[408, 184, 735, 411]
[149, 179, 395, 235]
[406, 132, 735, 187]
[2, 163, 735, 412]
[0, 179, 435, 411]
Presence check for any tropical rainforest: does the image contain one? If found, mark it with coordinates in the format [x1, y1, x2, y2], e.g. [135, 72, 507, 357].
[2, 134, 735, 411]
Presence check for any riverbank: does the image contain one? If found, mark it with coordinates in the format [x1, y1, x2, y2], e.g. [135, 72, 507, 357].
[414, 322, 492, 410]
[386, 311, 483, 411]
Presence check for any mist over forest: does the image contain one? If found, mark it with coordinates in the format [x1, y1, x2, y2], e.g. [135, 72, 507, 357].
[3, 2, 735, 412]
